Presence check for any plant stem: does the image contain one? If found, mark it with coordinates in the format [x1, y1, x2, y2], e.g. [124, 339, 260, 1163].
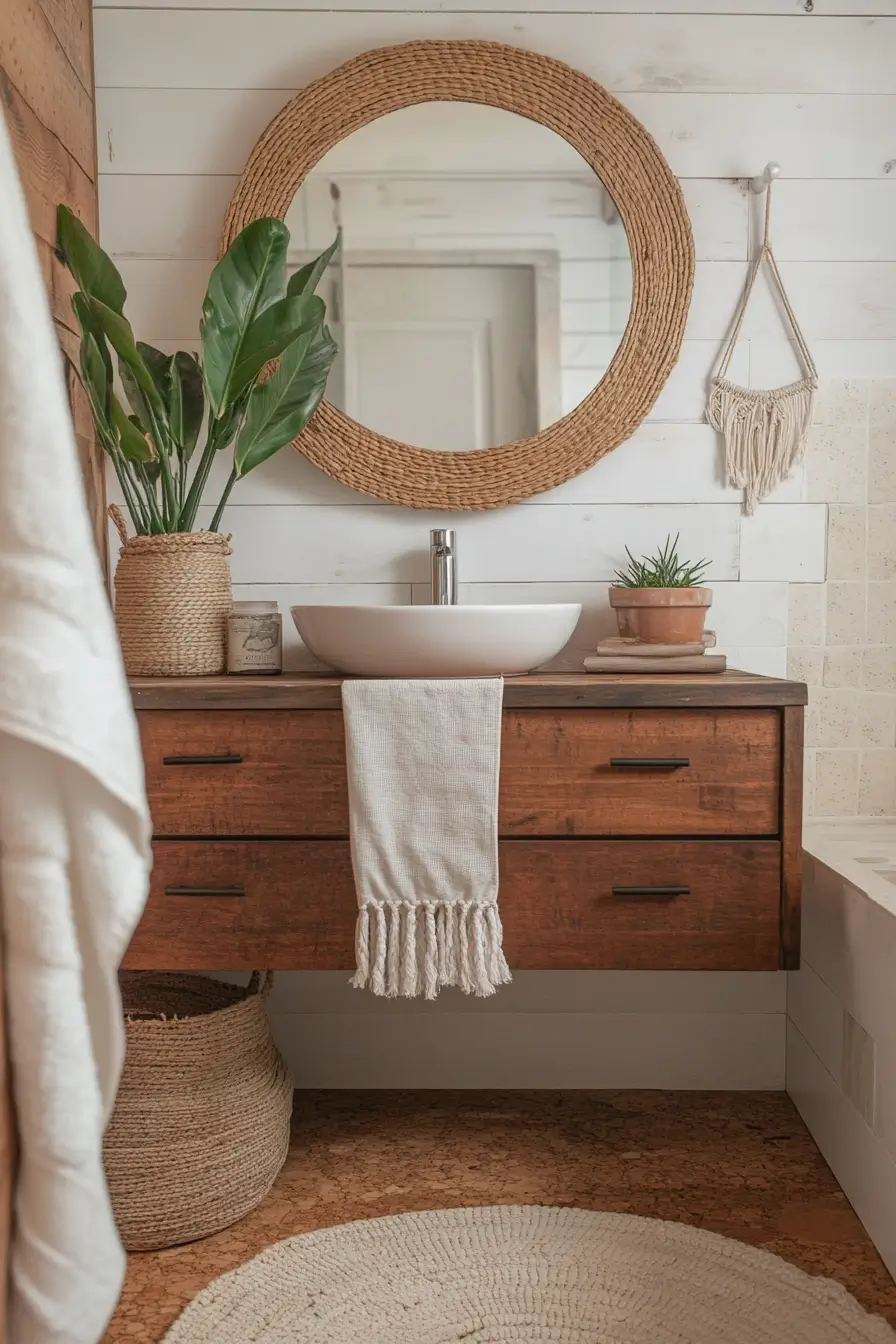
[111, 455, 149, 535]
[178, 453, 188, 515]
[144, 403, 178, 529]
[209, 467, 237, 532]
[179, 420, 220, 531]
[137, 465, 165, 533]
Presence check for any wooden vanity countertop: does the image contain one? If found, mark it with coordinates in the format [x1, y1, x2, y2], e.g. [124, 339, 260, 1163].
[129, 670, 808, 711]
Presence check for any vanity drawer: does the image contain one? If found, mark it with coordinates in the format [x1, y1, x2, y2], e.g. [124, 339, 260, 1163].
[500, 709, 780, 836]
[139, 710, 349, 836]
[123, 838, 782, 972]
[140, 707, 780, 838]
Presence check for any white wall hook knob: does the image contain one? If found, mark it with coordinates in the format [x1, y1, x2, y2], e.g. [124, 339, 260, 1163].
[749, 161, 781, 194]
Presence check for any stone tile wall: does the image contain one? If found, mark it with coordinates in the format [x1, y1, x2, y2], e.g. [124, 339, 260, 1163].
[789, 381, 896, 817]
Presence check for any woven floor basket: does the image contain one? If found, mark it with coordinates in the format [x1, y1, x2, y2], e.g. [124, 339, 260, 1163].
[105, 972, 293, 1251]
[110, 509, 232, 677]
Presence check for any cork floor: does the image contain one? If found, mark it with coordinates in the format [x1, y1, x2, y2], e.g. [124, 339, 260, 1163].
[104, 1090, 896, 1341]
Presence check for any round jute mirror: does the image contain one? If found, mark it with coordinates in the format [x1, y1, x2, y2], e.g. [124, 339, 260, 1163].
[222, 41, 694, 511]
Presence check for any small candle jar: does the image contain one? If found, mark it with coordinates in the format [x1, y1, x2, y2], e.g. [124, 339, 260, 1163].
[227, 601, 282, 676]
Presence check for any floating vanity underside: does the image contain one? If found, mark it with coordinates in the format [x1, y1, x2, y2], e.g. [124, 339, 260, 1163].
[126, 671, 807, 975]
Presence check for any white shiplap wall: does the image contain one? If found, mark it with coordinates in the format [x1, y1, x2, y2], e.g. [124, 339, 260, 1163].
[94, 1, 896, 1087]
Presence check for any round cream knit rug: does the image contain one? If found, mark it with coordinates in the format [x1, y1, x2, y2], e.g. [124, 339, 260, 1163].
[163, 1205, 895, 1343]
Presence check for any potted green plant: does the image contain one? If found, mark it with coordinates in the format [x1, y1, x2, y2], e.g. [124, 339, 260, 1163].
[56, 206, 338, 677]
[609, 534, 712, 644]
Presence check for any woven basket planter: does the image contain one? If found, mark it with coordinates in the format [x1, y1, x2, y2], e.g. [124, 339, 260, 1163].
[105, 972, 293, 1251]
[110, 508, 232, 677]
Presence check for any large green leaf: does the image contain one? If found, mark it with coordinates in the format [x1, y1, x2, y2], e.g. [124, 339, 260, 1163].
[118, 358, 151, 431]
[79, 331, 113, 445]
[71, 292, 113, 387]
[200, 218, 290, 417]
[228, 294, 325, 404]
[119, 342, 173, 432]
[110, 394, 154, 462]
[300, 322, 338, 378]
[56, 206, 126, 313]
[137, 342, 173, 406]
[212, 390, 250, 453]
[89, 298, 166, 422]
[73, 293, 118, 447]
[233, 329, 335, 477]
[286, 234, 340, 302]
[167, 352, 204, 461]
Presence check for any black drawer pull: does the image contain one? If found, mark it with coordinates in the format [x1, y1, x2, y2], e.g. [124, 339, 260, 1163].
[609, 757, 690, 769]
[612, 885, 690, 899]
[162, 754, 243, 766]
[164, 885, 246, 897]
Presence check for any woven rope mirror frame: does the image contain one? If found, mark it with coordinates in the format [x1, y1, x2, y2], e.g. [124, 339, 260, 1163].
[222, 40, 695, 511]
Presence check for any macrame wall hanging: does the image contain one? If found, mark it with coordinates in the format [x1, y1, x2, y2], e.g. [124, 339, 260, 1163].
[707, 181, 817, 514]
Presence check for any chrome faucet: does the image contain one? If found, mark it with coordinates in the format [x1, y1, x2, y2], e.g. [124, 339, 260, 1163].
[430, 529, 457, 605]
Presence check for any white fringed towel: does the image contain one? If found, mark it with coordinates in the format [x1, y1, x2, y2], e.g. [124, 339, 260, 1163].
[342, 677, 511, 999]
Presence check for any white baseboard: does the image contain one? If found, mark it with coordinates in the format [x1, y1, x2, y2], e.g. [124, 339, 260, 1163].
[199, 970, 786, 1089]
[260, 969, 785, 1018]
[787, 1019, 896, 1280]
[271, 1010, 785, 1089]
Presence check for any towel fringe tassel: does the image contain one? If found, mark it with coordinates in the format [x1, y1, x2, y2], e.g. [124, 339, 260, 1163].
[351, 900, 512, 999]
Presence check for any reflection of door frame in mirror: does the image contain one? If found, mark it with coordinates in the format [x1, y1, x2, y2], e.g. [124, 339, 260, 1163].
[337, 249, 561, 438]
[223, 40, 694, 510]
[344, 318, 492, 450]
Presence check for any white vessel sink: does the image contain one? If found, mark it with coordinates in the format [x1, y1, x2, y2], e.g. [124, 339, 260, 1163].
[290, 604, 582, 677]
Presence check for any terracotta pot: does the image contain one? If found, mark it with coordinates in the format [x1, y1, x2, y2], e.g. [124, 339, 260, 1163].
[608, 587, 712, 644]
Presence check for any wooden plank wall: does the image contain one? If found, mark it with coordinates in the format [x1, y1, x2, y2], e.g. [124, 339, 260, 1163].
[0, 0, 105, 562]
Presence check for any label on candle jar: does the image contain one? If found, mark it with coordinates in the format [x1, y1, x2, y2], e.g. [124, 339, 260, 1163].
[227, 602, 282, 675]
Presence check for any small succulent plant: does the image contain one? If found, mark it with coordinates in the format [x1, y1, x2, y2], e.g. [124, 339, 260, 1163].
[613, 534, 710, 588]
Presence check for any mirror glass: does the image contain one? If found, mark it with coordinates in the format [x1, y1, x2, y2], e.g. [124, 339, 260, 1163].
[284, 103, 632, 453]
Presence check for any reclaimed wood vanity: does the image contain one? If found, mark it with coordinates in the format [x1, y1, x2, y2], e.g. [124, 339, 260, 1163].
[124, 671, 807, 973]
